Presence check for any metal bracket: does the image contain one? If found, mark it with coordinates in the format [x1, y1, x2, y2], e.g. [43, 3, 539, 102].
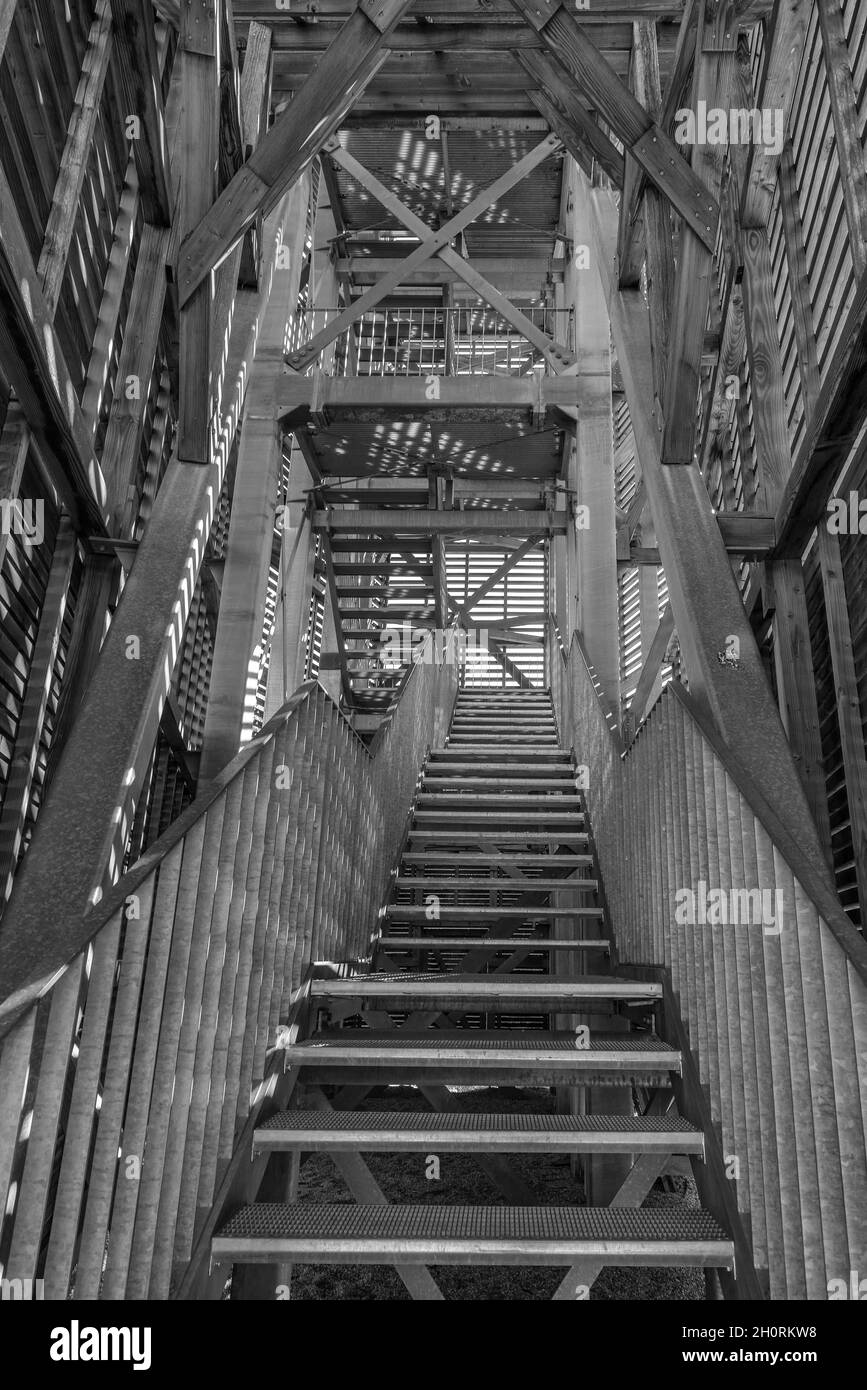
[180, 0, 217, 57]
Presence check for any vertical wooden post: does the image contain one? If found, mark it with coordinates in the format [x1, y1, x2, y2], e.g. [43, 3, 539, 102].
[178, 0, 219, 462]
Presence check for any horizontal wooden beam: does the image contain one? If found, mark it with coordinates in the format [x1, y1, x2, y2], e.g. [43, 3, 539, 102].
[337, 256, 565, 285]
[278, 372, 580, 422]
[624, 511, 774, 562]
[314, 509, 566, 534]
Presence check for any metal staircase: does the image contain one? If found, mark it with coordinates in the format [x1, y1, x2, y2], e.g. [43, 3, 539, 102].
[212, 688, 733, 1296]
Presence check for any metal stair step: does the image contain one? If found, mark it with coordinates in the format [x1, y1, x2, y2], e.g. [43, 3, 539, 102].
[253, 1110, 705, 1155]
[406, 831, 589, 842]
[282, 1030, 680, 1086]
[311, 972, 658, 1010]
[385, 906, 602, 919]
[423, 778, 576, 790]
[423, 765, 574, 777]
[416, 794, 583, 807]
[413, 812, 584, 824]
[212, 1204, 732, 1268]
[392, 876, 597, 890]
[401, 852, 593, 865]
[377, 936, 609, 952]
[431, 747, 569, 759]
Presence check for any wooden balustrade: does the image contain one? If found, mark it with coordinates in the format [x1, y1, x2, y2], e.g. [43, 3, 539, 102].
[0, 653, 456, 1299]
[549, 619, 867, 1299]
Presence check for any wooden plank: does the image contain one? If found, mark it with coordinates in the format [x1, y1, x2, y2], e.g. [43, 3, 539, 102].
[38, 0, 114, 317]
[178, 0, 415, 305]
[508, 0, 718, 249]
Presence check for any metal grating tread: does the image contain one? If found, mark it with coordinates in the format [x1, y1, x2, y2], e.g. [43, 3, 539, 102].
[325, 972, 644, 987]
[217, 1204, 729, 1243]
[258, 1110, 699, 1134]
[301, 1031, 673, 1053]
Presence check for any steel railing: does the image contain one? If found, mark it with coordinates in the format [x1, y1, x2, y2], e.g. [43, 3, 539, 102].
[287, 305, 574, 377]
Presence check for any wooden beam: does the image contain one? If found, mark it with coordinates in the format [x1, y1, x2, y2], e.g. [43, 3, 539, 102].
[619, 3, 698, 290]
[629, 602, 674, 729]
[38, 0, 114, 317]
[278, 368, 582, 423]
[516, 50, 626, 187]
[631, 20, 674, 418]
[487, 639, 535, 690]
[110, 0, 173, 225]
[178, 0, 220, 463]
[314, 509, 565, 535]
[237, 20, 272, 288]
[458, 537, 544, 618]
[178, 0, 415, 305]
[661, 0, 735, 465]
[739, 0, 809, 227]
[101, 225, 170, 529]
[80, 162, 139, 430]
[319, 529, 355, 707]
[507, 0, 718, 248]
[286, 135, 564, 370]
